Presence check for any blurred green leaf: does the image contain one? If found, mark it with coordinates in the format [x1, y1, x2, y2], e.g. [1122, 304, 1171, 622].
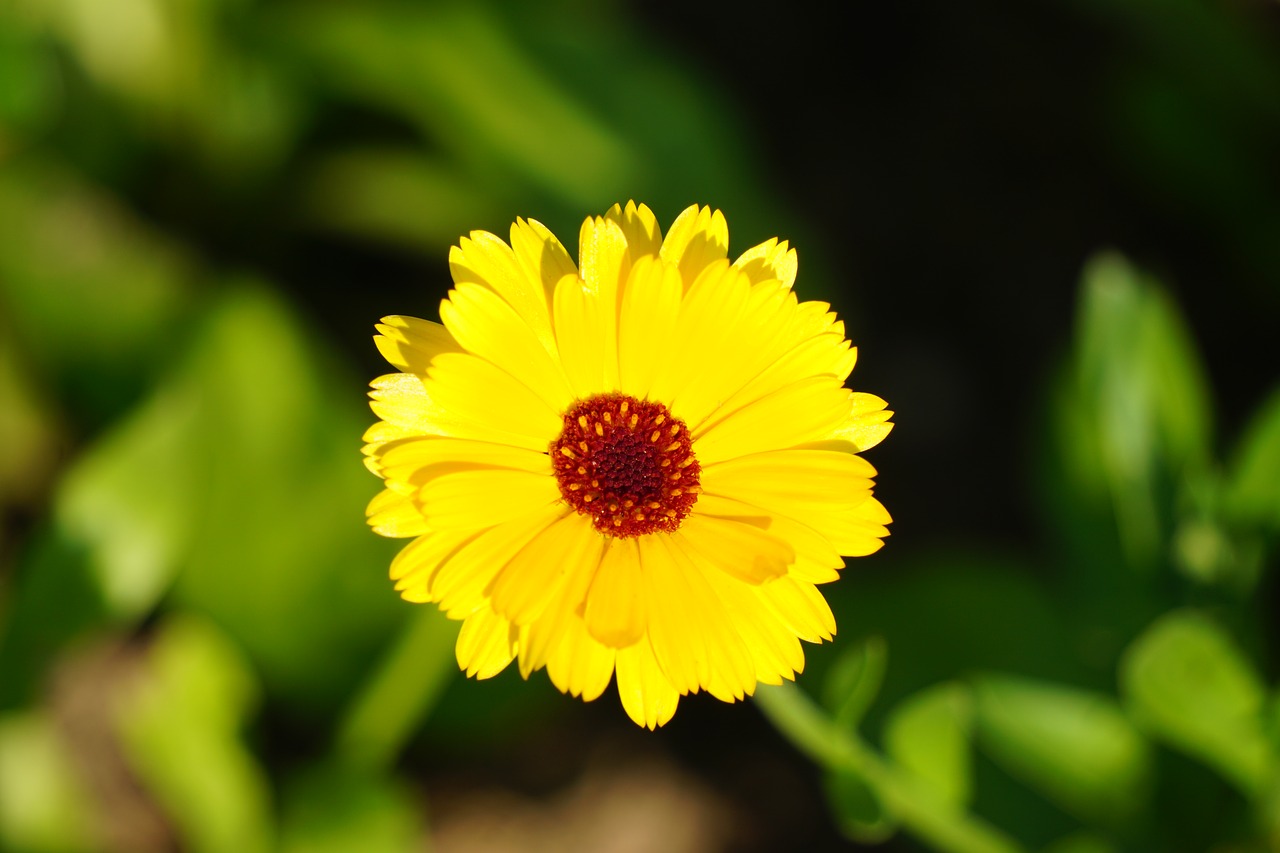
[117, 616, 272, 853]
[825, 769, 897, 845]
[884, 682, 974, 809]
[0, 159, 193, 423]
[1120, 610, 1272, 796]
[1224, 386, 1280, 532]
[757, 683, 1022, 853]
[0, 712, 95, 853]
[823, 556, 1076, 717]
[820, 638, 897, 845]
[1070, 253, 1213, 570]
[0, 330, 61, 513]
[161, 285, 406, 714]
[280, 763, 422, 853]
[973, 674, 1151, 823]
[1042, 832, 1118, 853]
[55, 380, 202, 620]
[0, 532, 106, 710]
[0, 16, 62, 143]
[280, 2, 635, 207]
[12, 0, 298, 177]
[336, 609, 458, 772]
[303, 147, 500, 252]
[823, 635, 888, 730]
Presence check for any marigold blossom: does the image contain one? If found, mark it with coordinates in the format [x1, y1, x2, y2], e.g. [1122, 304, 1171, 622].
[363, 202, 893, 728]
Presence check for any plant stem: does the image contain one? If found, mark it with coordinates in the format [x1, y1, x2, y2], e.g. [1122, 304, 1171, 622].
[333, 609, 457, 771]
[754, 682, 1024, 853]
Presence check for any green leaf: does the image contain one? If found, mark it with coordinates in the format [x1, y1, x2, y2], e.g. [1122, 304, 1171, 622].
[336, 609, 459, 772]
[0, 330, 60, 517]
[0, 160, 193, 423]
[126, 284, 401, 712]
[1120, 610, 1272, 795]
[1042, 832, 1118, 853]
[973, 674, 1151, 823]
[822, 635, 888, 731]
[883, 682, 974, 808]
[116, 617, 273, 853]
[1224, 385, 1280, 531]
[282, 3, 635, 207]
[302, 148, 501, 252]
[280, 764, 422, 853]
[55, 379, 203, 620]
[824, 770, 897, 845]
[0, 712, 95, 853]
[1059, 253, 1214, 571]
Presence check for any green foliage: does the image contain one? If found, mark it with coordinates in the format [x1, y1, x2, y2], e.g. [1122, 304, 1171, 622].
[1226, 387, 1280, 532]
[885, 682, 974, 809]
[116, 618, 274, 853]
[0, 713, 95, 853]
[821, 637, 897, 842]
[777, 252, 1280, 853]
[972, 676, 1150, 824]
[823, 634, 888, 730]
[1121, 611, 1272, 796]
[279, 764, 422, 853]
[0, 0, 1275, 850]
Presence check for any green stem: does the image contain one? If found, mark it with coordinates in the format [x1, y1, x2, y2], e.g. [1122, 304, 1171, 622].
[333, 609, 457, 771]
[755, 682, 1024, 853]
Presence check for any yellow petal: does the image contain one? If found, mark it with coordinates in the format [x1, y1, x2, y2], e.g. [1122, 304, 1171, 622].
[362, 419, 417, 448]
[362, 420, 423, 475]
[552, 272, 610, 397]
[617, 255, 682, 399]
[803, 498, 892, 556]
[648, 534, 756, 701]
[732, 237, 798, 289]
[509, 217, 578, 309]
[675, 515, 794, 584]
[545, 615, 616, 701]
[583, 537, 646, 648]
[517, 524, 607, 678]
[366, 488, 428, 538]
[702, 449, 876, 513]
[707, 334, 855, 430]
[390, 527, 482, 589]
[615, 639, 680, 729]
[431, 503, 565, 619]
[439, 282, 573, 413]
[702, 568, 805, 685]
[374, 315, 460, 374]
[450, 231, 556, 353]
[424, 352, 562, 451]
[604, 200, 662, 258]
[456, 607, 518, 679]
[831, 392, 895, 451]
[577, 215, 630, 390]
[368, 373, 443, 436]
[373, 436, 550, 491]
[659, 204, 729, 286]
[692, 377, 852, 465]
[693, 493, 845, 584]
[649, 260, 749, 413]
[488, 512, 602, 626]
[759, 575, 836, 643]
[419, 468, 561, 529]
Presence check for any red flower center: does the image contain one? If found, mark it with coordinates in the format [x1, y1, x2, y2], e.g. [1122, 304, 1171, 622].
[550, 393, 701, 537]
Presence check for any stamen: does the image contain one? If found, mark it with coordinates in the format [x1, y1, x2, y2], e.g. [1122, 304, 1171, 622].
[549, 393, 701, 538]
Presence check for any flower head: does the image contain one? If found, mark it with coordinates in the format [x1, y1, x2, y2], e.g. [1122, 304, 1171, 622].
[363, 202, 893, 728]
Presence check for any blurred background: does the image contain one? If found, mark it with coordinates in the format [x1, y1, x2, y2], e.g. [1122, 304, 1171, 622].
[1, 0, 1278, 851]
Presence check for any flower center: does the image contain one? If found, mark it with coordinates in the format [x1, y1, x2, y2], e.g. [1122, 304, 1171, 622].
[550, 393, 701, 537]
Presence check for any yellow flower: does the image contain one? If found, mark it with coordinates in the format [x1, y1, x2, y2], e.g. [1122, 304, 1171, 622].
[363, 202, 893, 728]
